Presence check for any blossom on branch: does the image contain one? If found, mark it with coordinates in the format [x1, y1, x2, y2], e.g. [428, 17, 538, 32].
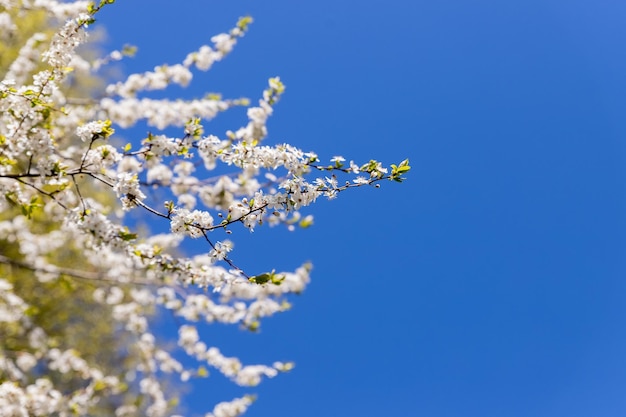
[0, 1, 409, 416]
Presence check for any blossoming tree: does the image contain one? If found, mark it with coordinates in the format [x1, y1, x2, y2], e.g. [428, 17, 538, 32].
[0, 1, 409, 416]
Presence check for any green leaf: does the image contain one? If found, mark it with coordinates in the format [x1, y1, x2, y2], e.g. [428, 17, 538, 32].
[121, 44, 137, 57]
[237, 16, 254, 31]
[249, 272, 272, 285]
[118, 229, 137, 241]
[299, 216, 314, 228]
[390, 158, 411, 182]
[249, 269, 284, 285]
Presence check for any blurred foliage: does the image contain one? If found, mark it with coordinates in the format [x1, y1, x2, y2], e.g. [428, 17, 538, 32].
[0, 7, 48, 72]
[0, 8, 138, 415]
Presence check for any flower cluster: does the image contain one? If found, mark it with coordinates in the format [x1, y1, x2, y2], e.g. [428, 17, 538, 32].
[0, 1, 409, 416]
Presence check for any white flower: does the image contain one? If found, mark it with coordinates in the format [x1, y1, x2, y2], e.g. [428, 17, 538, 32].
[113, 173, 146, 210]
[0, 12, 16, 37]
[177, 193, 197, 209]
[76, 120, 111, 142]
[147, 164, 173, 185]
[170, 208, 213, 238]
[205, 396, 253, 417]
[178, 325, 199, 351]
[211, 33, 236, 54]
[209, 240, 233, 261]
[15, 353, 37, 372]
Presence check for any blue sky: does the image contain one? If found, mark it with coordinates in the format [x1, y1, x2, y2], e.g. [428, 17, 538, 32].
[98, 1, 626, 416]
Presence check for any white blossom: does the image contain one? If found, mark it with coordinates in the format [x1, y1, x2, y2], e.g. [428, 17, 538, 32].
[0, 2, 407, 416]
[76, 120, 111, 142]
[113, 173, 146, 210]
[205, 396, 253, 417]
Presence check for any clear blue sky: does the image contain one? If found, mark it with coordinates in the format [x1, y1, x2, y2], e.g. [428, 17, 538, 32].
[98, 1, 626, 416]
